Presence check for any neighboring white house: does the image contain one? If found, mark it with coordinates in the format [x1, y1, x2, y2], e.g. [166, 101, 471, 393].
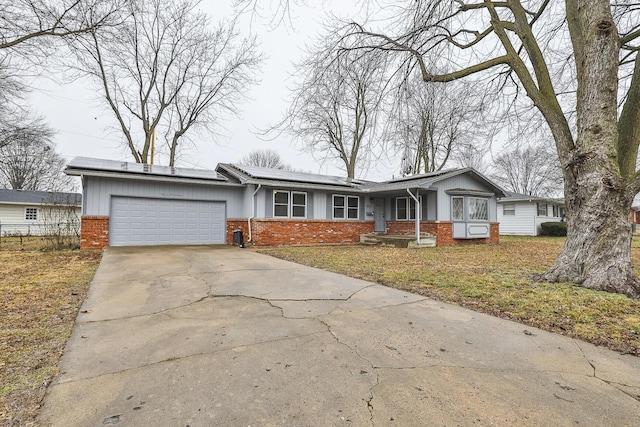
[0, 189, 82, 236]
[497, 192, 565, 236]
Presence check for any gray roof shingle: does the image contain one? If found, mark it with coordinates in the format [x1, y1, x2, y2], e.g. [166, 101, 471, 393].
[0, 189, 81, 206]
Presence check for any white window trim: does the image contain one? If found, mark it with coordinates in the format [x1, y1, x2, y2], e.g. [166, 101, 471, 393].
[273, 190, 307, 219]
[452, 196, 490, 222]
[25, 207, 38, 221]
[537, 202, 548, 217]
[503, 203, 515, 216]
[332, 195, 359, 220]
[273, 191, 290, 218]
[291, 191, 307, 218]
[396, 196, 422, 221]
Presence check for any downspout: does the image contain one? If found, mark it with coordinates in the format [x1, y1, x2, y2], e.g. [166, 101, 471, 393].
[248, 184, 261, 242]
[406, 188, 420, 243]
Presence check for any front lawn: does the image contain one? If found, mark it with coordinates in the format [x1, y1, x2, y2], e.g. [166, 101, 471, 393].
[259, 236, 640, 356]
[0, 237, 102, 426]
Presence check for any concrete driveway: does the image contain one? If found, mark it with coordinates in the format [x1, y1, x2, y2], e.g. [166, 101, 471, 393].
[39, 246, 640, 426]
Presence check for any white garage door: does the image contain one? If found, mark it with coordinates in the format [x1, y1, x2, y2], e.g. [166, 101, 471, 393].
[110, 197, 225, 246]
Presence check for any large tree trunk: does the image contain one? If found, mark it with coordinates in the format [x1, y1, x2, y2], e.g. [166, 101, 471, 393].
[539, 1, 640, 298]
[539, 176, 640, 298]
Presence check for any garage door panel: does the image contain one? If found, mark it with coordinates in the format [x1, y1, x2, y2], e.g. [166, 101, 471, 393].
[110, 197, 225, 246]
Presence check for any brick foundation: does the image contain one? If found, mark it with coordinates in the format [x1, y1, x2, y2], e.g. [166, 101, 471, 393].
[81, 216, 498, 248]
[247, 218, 375, 246]
[384, 221, 499, 246]
[80, 216, 109, 249]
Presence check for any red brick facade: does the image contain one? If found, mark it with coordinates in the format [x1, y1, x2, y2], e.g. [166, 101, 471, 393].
[245, 218, 375, 246]
[80, 216, 109, 249]
[226, 219, 250, 245]
[80, 215, 497, 249]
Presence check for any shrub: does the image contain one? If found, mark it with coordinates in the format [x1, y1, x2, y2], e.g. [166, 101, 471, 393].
[540, 221, 567, 237]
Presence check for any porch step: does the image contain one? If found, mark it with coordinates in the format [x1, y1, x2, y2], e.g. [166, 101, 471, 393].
[360, 233, 436, 248]
[360, 235, 382, 245]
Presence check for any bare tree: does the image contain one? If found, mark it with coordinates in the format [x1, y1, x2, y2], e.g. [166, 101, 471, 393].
[0, 119, 75, 192]
[240, 149, 292, 170]
[389, 74, 483, 175]
[0, 62, 30, 150]
[73, 0, 260, 166]
[492, 144, 563, 198]
[276, 33, 386, 179]
[0, 0, 121, 52]
[335, 1, 640, 298]
[452, 142, 489, 173]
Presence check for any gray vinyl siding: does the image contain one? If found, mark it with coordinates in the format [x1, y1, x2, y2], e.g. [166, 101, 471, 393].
[425, 192, 437, 220]
[83, 176, 246, 217]
[435, 175, 498, 222]
[313, 191, 327, 219]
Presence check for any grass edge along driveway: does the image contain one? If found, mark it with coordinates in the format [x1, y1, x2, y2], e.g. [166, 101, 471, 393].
[1, 238, 102, 426]
[259, 236, 640, 357]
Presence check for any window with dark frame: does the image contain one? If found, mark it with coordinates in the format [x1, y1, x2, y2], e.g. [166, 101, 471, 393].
[537, 202, 548, 216]
[333, 195, 359, 220]
[25, 208, 38, 220]
[274, 191, 290, 217]
[396, 197, 408, 220]
[396, 196, 422, 220]
[274, 191, 307, 218]
[347, 196, 358, 219]
[291, 192, 306, 218]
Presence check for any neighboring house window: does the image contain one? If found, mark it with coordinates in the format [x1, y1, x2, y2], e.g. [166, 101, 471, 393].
[469, 198, 488, 221]
[25, 208, 38, 220]
[503, 203, 515, 216]
[452, 197, 464, 221]
[396, 196, 422, 220]
[537, 203, 548, 216]
[333, 195, 359, 219]
[274, 191, 307, 218]
[552, 205, 558, 217]
[559, 207, 565, 218]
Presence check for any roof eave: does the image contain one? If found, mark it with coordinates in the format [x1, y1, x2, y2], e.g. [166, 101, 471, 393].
[65, 167, 245, 187]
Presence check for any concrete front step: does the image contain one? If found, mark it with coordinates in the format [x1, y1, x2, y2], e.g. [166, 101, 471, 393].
[359, 234, 436, 248]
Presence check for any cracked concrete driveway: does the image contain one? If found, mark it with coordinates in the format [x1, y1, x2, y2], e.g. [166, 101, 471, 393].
[38, 246, 640, 426]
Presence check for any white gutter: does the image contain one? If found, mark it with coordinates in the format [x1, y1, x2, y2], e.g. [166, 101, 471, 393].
[406, 188, 420, 243]
[248, 184, 261, 242]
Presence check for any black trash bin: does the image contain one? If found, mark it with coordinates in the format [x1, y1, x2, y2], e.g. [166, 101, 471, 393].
[233, 230, 244, 248]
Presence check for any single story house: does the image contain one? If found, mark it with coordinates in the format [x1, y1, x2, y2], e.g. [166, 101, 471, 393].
[0, 189, 82, 236]
[65, 157, 506, 249]
[497, 192, 565, 236]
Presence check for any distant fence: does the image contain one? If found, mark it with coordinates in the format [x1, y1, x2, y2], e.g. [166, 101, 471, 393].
[0, 221, 80, 237]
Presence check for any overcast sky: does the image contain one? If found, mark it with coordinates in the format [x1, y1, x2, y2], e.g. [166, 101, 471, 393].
[27, 1, 403, 181]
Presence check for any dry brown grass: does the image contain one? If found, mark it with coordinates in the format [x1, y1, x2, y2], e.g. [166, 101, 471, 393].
[0, 237, 102, 426]
[259, 236, 640, 357]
